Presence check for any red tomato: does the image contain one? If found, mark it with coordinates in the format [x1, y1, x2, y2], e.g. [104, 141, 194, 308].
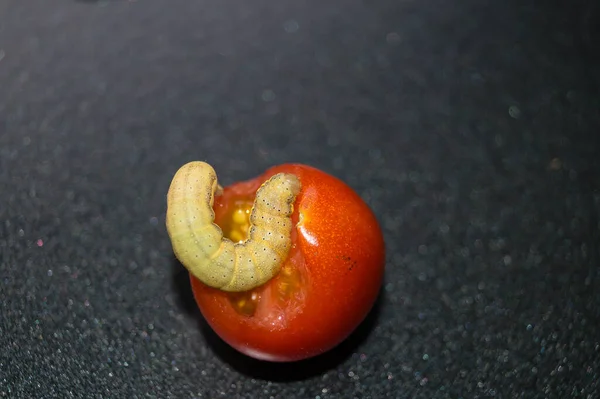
[190, 164, 385, 362]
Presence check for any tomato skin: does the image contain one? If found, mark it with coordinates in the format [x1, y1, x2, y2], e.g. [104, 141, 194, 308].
[190, 164, 385, 362]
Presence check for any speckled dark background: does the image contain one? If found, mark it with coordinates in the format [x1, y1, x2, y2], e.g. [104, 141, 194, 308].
[1, 0, 600, 397]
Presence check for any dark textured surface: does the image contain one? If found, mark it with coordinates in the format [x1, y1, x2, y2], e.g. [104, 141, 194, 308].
[1, 0, 600, 397]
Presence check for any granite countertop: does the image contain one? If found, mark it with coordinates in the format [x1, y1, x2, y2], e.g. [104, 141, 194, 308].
[1, 0, 599, 397]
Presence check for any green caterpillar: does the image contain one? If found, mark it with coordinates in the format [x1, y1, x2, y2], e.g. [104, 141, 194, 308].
[166, 161, 301, 292]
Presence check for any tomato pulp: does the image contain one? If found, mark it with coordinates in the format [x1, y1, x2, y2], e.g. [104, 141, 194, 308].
[190, 164, 385, 362]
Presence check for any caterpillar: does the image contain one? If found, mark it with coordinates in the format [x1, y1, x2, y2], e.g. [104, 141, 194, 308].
[166, 161, 302, 292]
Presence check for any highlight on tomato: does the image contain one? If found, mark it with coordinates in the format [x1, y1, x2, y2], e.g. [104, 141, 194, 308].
[166, 162, 385, 362]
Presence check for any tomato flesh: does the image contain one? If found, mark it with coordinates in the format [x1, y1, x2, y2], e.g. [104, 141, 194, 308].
[190, 164, 385, 362]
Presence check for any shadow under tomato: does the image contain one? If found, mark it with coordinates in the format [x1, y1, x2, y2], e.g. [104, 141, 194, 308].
[170, 256, 384, 381]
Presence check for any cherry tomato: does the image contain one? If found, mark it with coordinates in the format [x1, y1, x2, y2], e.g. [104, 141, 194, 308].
[190, 164, 385, 362]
